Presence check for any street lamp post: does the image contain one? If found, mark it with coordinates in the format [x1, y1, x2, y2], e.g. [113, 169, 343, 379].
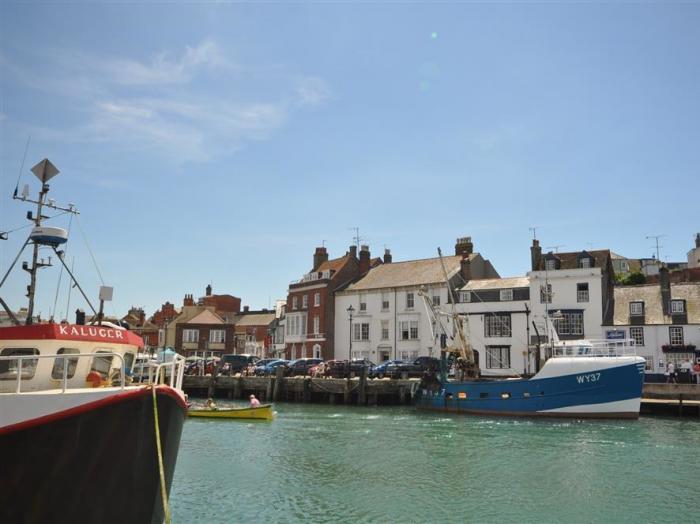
[347, 305, 355, 362]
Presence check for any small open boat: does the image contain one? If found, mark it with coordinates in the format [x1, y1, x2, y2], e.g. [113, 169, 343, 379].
[188, 404, 274, 421]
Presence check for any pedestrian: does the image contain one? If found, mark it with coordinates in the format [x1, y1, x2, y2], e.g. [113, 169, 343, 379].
[249, 394, 261, 408]
[693, 360, 700, 385]
[667, 362, 677, 384]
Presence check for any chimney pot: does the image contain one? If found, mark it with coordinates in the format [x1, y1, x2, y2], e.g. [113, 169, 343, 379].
[696, 233, 700, 248]
[383, 248, 392, 264]
[206, 284, 212, 296]
[349, 245, 358, 258]
[244, 305, 250, 313]
[455, 236, 474, 257]
[531, 238, 542, 271]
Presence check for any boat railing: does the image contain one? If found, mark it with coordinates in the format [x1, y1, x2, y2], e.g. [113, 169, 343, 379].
[551, 338, 637, 358]
[0, 352, 126, 394]
[151, 354, 186, 390]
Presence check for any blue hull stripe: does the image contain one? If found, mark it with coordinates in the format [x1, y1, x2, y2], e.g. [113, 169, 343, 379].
[415, 362, 644, 416]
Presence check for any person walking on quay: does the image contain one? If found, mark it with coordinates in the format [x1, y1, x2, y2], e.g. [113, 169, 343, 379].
[249, 394, 261, 408]
[667, 362, 677, 384]
[693, 360, 700, 385]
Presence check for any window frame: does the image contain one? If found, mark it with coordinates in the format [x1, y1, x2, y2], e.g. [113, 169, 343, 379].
[485, 346, 511, 369]
[314, 292, 321, 307]
[209, 329, 226, 344]
[484, 314, 512, 338]
[406, 292, 415, 309]
[576, 282, 589, 303]
[630, 302, 644, 316]
[669, 326, 684, 347]
[670, 300, 685, 314]
[51, 347, 80, 380]
[499, 289, 513, 301]
[629, 326, 644, 347]
[0, 347, 40, 381]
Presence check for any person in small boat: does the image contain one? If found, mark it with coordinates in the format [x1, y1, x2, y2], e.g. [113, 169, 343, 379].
[249, 394, 261, 408]
[206, 397, 218, 410]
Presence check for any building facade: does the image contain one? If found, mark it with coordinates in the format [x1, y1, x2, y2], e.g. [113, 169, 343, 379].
[334, 237, 499, 363]
[285, 245, 372, 360]
[175, 309, 235, 357]
[612, 267, 700, 379]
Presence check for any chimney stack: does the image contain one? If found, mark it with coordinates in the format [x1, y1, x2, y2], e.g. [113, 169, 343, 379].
[383, 248, 392, 264]
[206, 284, 212, 296]
[531, 239, 542, 271]
[183, 294, 194, 307]
[349, 245, 358, 258]
[244, 305, 250, 313]
[696, 233, 700, 248]
[313, 246, 329, 271]
[75, 309, 85, 325]
[460, 257, 472, 282]
[455, 236, 474, 257]
[359, 245, 371, 274]
[659, 265, 671, 315]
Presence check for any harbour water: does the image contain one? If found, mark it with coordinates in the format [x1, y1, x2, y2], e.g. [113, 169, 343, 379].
[171, 402, 699, 523]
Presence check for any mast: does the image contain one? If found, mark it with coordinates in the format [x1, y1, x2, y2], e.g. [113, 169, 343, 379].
[25, 180, 49, 324]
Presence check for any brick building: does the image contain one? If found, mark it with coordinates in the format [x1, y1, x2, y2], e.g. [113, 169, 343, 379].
[174, 309, 236, 357]
[121, 307, 159, 347]
[233, 308, 277, 357]
[285, 244, 381, 360]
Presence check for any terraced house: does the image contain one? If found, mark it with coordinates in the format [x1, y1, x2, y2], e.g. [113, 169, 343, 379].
[334, 237, 499, 363]
[285, 245, 379, 360]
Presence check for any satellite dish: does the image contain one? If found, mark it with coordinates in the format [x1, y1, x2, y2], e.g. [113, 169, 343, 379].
[30, 158, 60, 183]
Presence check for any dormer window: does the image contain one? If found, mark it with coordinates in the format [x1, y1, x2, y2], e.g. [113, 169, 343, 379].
[545, 259, 556, 271]
[499, 289, 513, 301]
[630, 302, 644, 316]
[576, 251, 595, 269]
[460, 291, 471, 303]
[670, 300, 685, 314]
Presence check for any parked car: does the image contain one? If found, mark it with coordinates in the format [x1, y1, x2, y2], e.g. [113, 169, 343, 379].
[221, 354, 260, 375]
[285, 358, 323, 376]
[387, 357, 440, 379]
[254, 359, 289, 376]
[369, 360, 404, 379]
[320, 359, 375, 378]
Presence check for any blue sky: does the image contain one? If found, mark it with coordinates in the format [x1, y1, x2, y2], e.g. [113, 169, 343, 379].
[1, 1, 699, 319]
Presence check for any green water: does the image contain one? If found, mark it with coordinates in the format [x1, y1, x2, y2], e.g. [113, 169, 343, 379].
[170, 402, 699, 523]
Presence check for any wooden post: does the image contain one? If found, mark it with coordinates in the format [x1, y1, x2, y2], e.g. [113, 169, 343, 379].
[266, 378, 273, 402]
[358, 367, 368, 406]
[233, 377, 241, 400]
[344, 378, 351, 405]
[273, 365, 284, 402]
[679, 394, 683, 417]
[398, 385, 406, 404]
[303, 378, 311, 402]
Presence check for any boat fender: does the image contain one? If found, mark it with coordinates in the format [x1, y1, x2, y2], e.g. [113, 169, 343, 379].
[86, 371, 102, 388]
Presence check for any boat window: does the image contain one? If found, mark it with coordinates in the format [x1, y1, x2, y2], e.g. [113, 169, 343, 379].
[124, 352, 135, 373]
[445, 393, 453, 400]
[479, 392, 489, 399]
[501, 392, 511, 399]
[458, 392, 467, 400]
[51, 348, 80, 380]
[0, 348, 40, 380]
[523, 392, 531, 398]
[90, 351, 114, 379]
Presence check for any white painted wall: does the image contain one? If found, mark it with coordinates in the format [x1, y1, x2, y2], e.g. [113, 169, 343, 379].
[334, 286, 448, 362]
[528, 268, 605, 340]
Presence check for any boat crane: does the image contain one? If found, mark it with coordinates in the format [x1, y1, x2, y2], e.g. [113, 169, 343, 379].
[418, 247, 479, 381]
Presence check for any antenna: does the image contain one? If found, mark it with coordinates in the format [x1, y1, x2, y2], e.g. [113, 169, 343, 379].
[586, 242, 594, 251]
[545, 245, 565, 253]
[349, 227, 363, 249]
[646, 234, 665, 262]
[529, 226, 539, 240]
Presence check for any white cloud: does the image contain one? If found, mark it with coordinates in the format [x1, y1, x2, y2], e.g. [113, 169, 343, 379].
[294, 76, 332, 106]
[4, 40, 331, 163]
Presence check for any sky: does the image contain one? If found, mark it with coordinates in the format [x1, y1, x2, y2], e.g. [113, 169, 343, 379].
[1, 1, 699, 320]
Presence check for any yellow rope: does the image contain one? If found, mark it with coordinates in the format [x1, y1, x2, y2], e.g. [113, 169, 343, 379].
[152, 385, 172, 524]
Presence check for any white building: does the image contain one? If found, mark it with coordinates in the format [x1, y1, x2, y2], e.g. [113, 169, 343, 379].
[334, 237, 499, 363]
[527, 240, 615, 342]
[456, 277, 533, 376]
[612, 268, 700, 378]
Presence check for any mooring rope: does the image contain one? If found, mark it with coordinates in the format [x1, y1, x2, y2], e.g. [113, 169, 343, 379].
[151, 386, 172, 524]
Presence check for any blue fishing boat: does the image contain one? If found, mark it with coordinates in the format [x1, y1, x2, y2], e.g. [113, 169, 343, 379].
[415, 341, 645, 419]
[414, 249, 645, 419]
